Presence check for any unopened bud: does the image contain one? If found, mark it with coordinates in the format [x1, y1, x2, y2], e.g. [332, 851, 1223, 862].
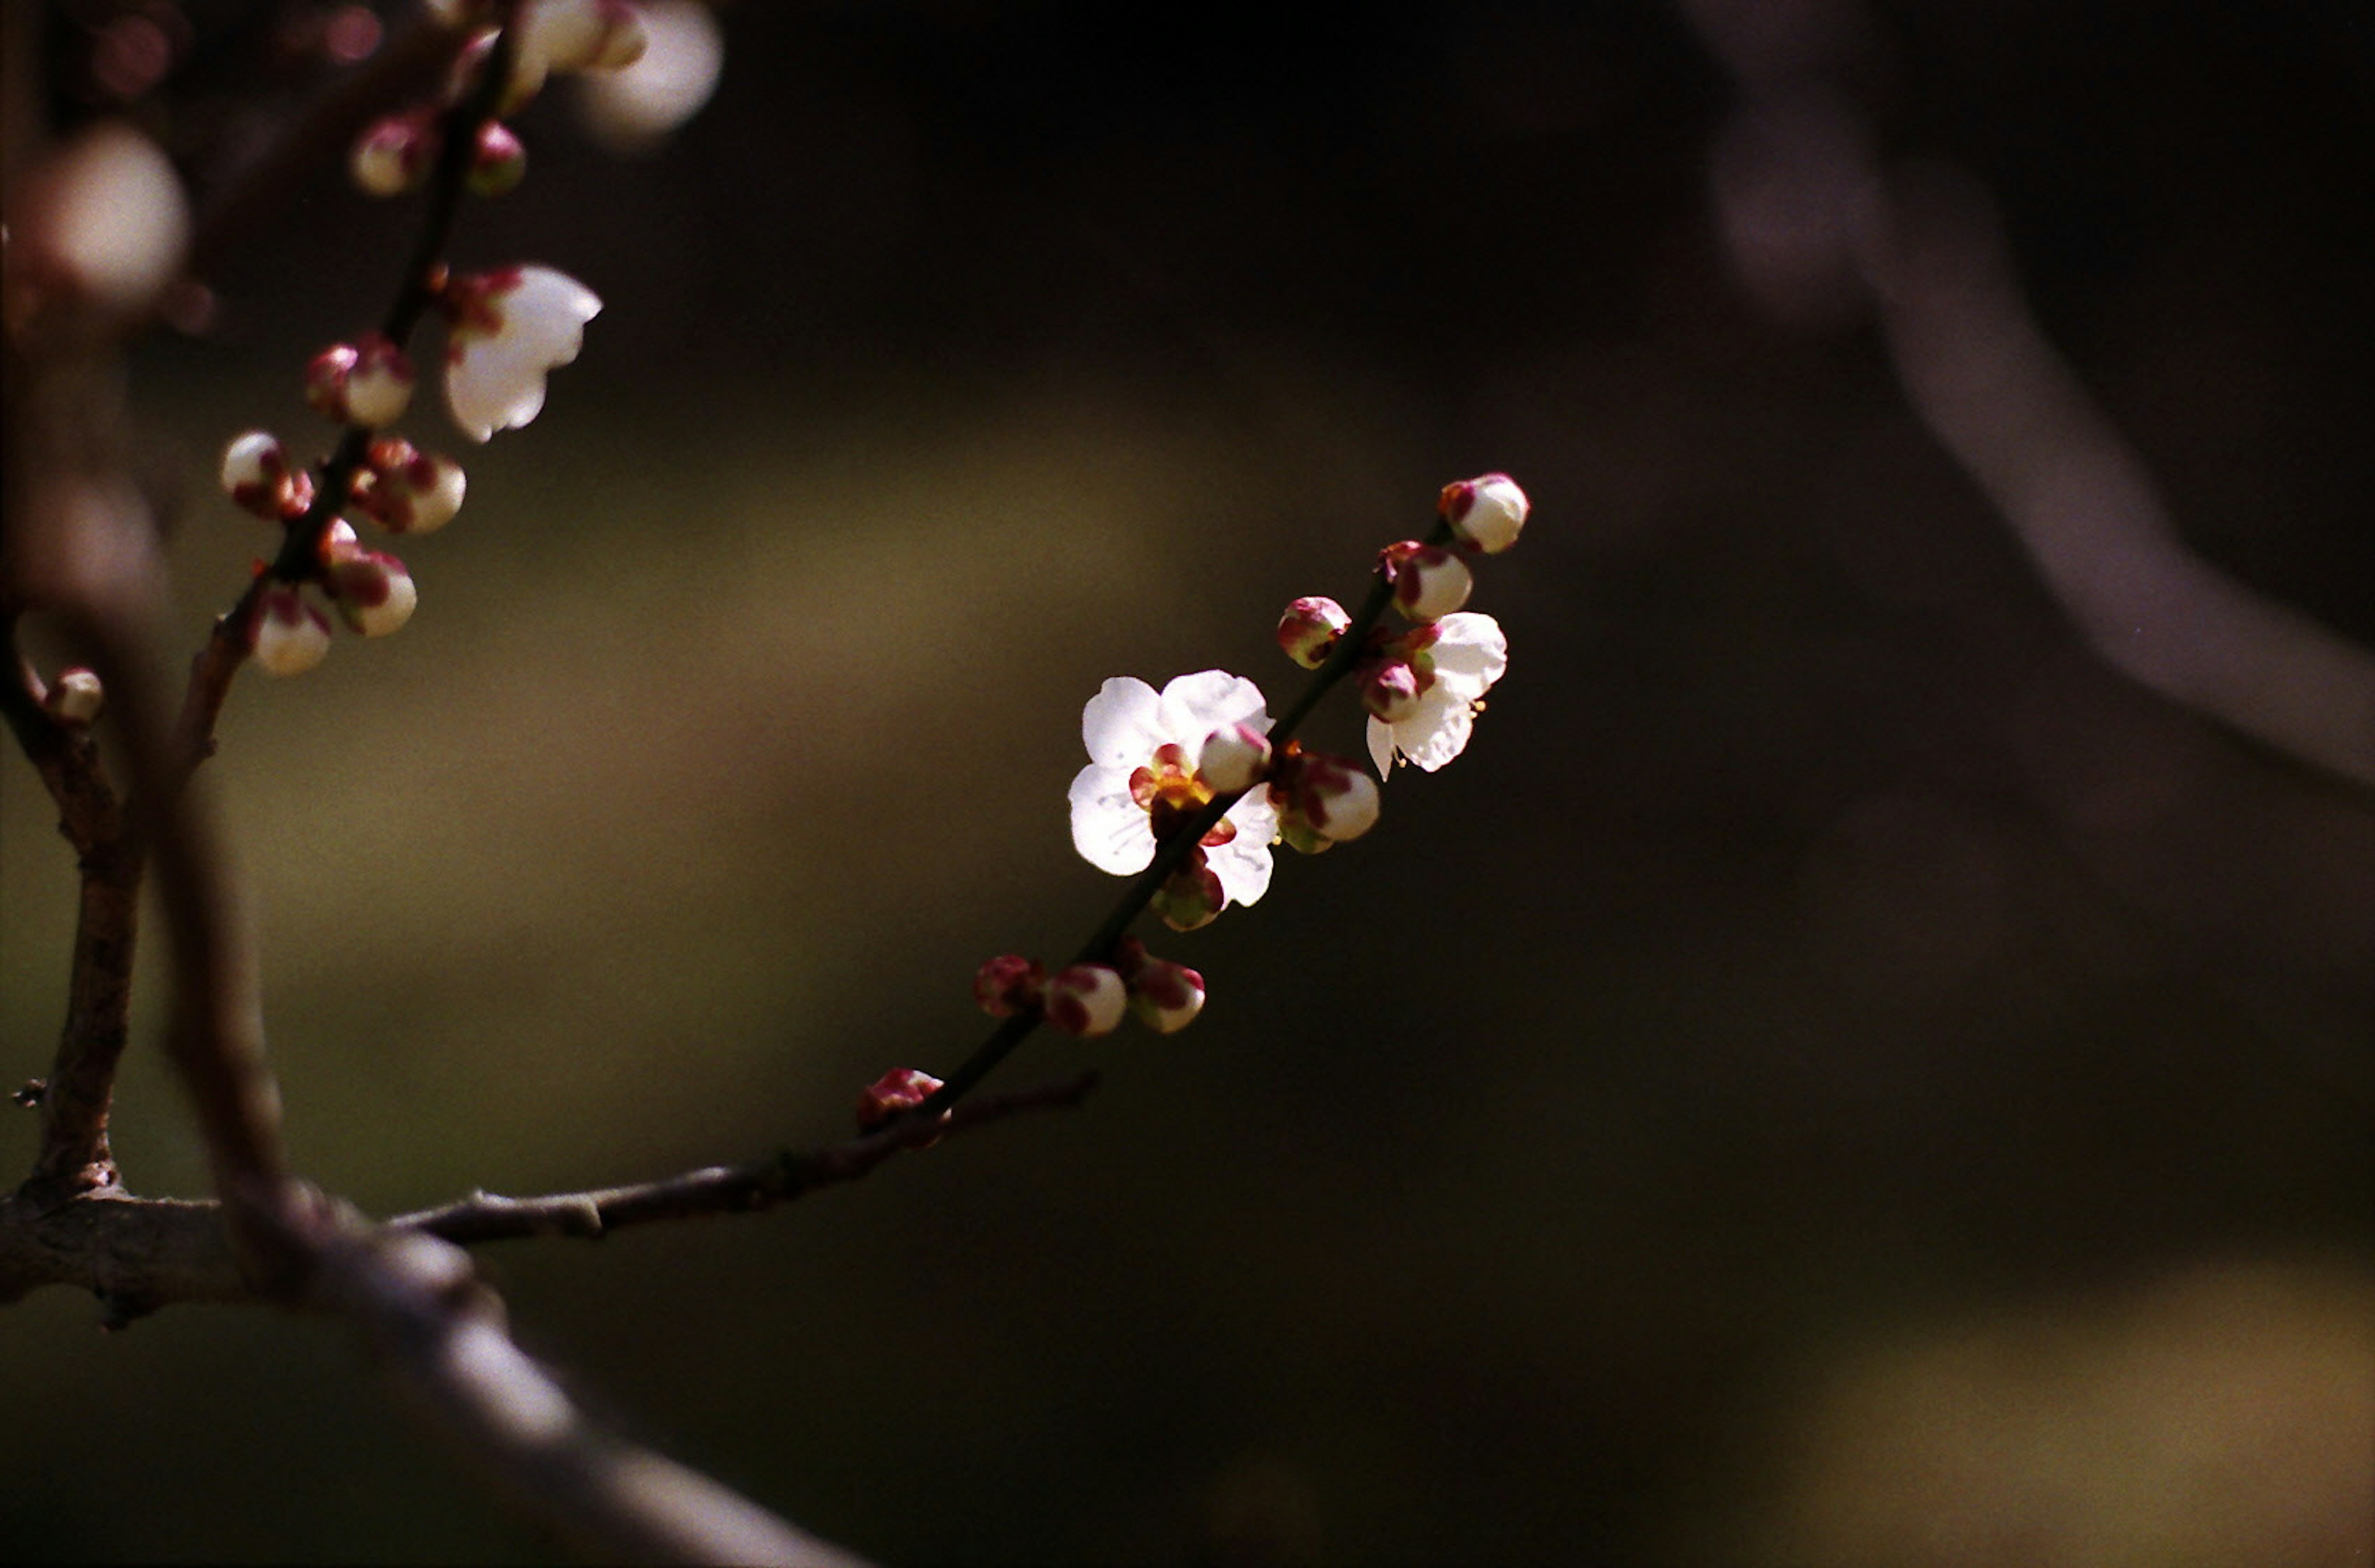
[1286, 751, 1380, 843]
[1126, 957, 1206, 1034]
[1197, 722, 1272, 795]
[306, 334, 416, 428]
[1276, 595, 1351, 669]
[1045, 964, 1128, 1038]
[1360, 659, 1423, 724]
[1150, 856, 1226, 932]
[1380, 541, 1473, 623]
[468, 121, 528, 196]
[357, 438, 467, 533]
[351, 111, 439, 197]
[221, 430, 302, 520]
[855, 1067, 949, 1137]
[973, 954, 1046, 1018]
[325, 549, 418, 637]
[251, 585, 332, 676]
[1440, 472, 1530, 554]
[45, 667, 105, 726]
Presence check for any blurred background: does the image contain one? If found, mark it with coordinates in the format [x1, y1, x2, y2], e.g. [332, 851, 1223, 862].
[4, 1, 2371, 1562]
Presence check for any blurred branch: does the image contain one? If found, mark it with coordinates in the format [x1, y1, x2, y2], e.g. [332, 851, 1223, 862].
[1685, 0, 2375, 795]
[2, 631, 140, 1198]
[4, 18, 873, 1560]
[187, 15, 468, 286]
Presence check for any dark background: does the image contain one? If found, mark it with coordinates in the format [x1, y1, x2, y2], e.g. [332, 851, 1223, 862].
[4, 1, 2371, 1562]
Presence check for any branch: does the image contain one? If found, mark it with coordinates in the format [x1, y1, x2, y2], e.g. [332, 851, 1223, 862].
[1, 1072, 1100, 1313]
[2, 634, 141, 1196]
[1684, 0, 2375, 794]
[314, 1222, 873, 1568]
[394, 1070, 1100, 1245]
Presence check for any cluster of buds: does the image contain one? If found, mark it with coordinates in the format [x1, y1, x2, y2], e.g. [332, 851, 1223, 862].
[1280, 472, 1525, 777]
[970, 940, 1208, 1041]
[354, 1, 649, 197]
[219, 7, 648, 677]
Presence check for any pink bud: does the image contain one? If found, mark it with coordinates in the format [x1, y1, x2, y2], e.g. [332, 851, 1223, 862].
[1360, 659, 1424, 724]
[325, 549, 418, 637]
[468, 121, 528, 197]
[855, 1067, 949, 1141]
[972, 954, 1046, 1018]
[1126, 957, 1206, 1035]
[1150, 855, 1226, 932]
[1276, 595, 1351, 669]
[351, 111, 439, 197]
[251, 585, 332, 676]
[220, 430, 300, 520]
[1197, 722, 1272, 795]
[356, 438, 467, 534]
[306, 333, 416, 428]
[1439, 472, 1530, 554]
[1045, 965, 1128, 1038]
[1282, 750, 1380, 844]
[1379, 541, 1473, 623]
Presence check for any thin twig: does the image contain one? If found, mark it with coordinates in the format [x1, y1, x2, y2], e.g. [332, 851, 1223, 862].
[1, 1073, 1100, 1313]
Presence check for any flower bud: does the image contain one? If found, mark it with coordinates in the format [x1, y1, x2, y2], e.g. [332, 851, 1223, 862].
[1126, 957, 1206, 1034]
[1045, 964, 1128, 1038]
[251, 585, 332, 676]
[973, 954, 1046, 1018]
[306, 334, 416, 428]
[1380, 540, 1473, 623]
[1197, 722, 1272, 795]
[855, 1067, 949, 1138]
[325, 549, 419, 637]
[221, 430, 304, 520]
[1150, 856, 1226, 932]
[356, 438, 467, 534]
[1275, 595, 1351, 669]
[1360, 658, 1423, 724]
[45, 667, 105, 726]
[468, 121, 528, 197]
[1289, 751, 1380, 843]
[1440, 472, 1530, 554]
[351, 111, 439, 197]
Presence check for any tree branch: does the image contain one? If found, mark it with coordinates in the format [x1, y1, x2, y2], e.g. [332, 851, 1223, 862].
[1, 1072, 1099, 1314]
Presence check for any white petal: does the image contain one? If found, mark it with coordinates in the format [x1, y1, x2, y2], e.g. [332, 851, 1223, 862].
[1157, 670, 1269, 763]
[1081, 677, 1164, 766]
[1068, 765, 1155, 874]
[1367, 714, 1398, 779]
[1428, 612, 1507, 699]
[1393, 686, 1478, 772]
[1207, 817, 1277, 907]
[445, 268, 602, 442]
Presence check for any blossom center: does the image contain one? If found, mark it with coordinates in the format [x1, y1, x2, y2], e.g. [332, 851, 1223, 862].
[1128, 743, 1238, 848]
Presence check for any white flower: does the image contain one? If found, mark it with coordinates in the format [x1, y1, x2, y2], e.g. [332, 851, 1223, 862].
[1068, 670, 1277, 910]
[1366, 612, 1508, 777]
[443, 265, 602, 441]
